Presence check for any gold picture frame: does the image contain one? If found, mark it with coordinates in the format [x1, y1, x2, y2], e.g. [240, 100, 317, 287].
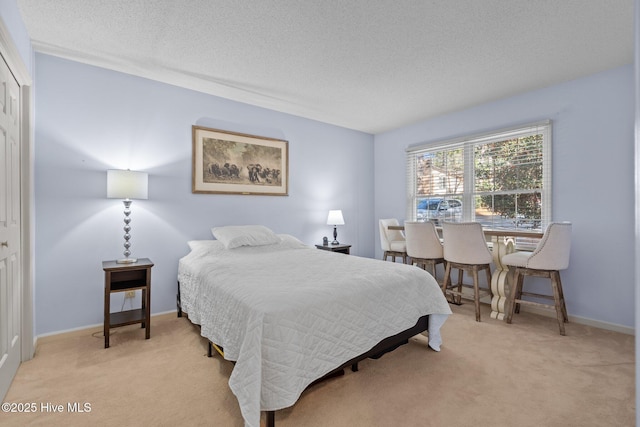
[192, 126, 289, 196]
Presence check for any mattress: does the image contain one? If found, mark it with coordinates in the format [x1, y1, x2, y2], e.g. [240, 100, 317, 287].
[178, 234, 451, 427]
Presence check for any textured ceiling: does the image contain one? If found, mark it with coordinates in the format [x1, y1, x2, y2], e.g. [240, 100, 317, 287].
[17, 0, 634, 134]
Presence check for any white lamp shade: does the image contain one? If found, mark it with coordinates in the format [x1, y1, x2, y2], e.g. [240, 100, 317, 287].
[326, 210, 345, 225]
[107, 169, 148, 200]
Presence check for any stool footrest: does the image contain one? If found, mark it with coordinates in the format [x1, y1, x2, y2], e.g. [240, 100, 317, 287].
[513, 298, 555, 310]
[519, 291, 555, 301]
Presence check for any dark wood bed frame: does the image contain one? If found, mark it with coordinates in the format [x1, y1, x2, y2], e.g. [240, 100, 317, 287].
[177, 283, 430, 427]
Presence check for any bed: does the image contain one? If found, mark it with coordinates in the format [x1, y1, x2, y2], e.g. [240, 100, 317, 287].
[177, 226, 451, 427]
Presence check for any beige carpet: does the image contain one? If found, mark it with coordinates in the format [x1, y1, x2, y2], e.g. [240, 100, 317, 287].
[1, 303, 634, 427]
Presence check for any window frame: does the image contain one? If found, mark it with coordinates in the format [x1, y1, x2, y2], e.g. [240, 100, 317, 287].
[405, 120, 552, 233]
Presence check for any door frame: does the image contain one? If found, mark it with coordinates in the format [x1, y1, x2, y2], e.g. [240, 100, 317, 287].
[0, 19, 34, 362]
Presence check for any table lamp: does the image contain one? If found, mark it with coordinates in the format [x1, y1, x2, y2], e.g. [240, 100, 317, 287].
[326, 210, 345, 245]
[107, 169, 148, 263]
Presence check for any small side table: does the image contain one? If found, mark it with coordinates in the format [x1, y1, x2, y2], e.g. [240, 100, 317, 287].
[102, 258, 153, 348]
[315, 244, 351, 255]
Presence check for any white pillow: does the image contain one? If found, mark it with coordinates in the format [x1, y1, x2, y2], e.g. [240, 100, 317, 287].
[187, 240, 224, 252]
[211, 225, 281, 249]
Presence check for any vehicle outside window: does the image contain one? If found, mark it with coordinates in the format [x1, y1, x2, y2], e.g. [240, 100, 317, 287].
[416, 198, 462, 224]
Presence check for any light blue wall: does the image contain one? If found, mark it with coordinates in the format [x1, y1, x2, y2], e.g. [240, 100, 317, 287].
[34, 53, 374, 335]
[374, 65, 635, 328]
[33, 55, 636, 333]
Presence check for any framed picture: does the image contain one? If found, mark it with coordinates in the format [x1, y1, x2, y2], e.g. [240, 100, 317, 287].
[192, 126, 289, 196]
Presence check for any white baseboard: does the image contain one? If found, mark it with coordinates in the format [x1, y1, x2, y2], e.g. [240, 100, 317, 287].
[469, 292, 633, 335]
[37, 322, 103, 339]
[34, 305, 635, 347]
[36, 309, 181, 342]
[518, 305, 634, 335]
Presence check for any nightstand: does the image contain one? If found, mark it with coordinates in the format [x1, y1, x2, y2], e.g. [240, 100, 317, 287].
[315, 244, 351, 255]
[102, 258, 153, 348]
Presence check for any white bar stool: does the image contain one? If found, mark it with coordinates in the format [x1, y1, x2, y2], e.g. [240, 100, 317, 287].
[379, 218, 408, 263]
[441, 222, 493, 322]
[404, 221, 445, 281]
[502, 222, 572, 335]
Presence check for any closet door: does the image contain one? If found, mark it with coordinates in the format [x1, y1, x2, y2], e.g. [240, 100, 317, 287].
[0, 53, 21, 400]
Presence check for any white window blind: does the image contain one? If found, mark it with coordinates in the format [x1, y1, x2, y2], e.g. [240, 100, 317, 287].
[406, 121, 552, 234]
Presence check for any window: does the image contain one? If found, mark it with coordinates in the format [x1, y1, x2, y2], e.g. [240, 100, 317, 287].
[406, 121, 551, 234]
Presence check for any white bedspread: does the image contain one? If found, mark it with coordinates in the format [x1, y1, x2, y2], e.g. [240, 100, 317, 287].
[178, 235, 451, 427]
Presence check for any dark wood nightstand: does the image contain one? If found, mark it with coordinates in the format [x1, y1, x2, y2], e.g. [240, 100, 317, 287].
[315, 244, 351, 255]
[102, 258, 153, 348]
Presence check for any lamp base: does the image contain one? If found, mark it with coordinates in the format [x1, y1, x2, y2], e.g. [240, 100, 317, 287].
[331, 226, 339, 246]
[116, 258, 138, 264]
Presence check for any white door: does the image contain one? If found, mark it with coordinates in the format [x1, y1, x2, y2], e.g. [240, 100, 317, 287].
[0, 54, 21, 399]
